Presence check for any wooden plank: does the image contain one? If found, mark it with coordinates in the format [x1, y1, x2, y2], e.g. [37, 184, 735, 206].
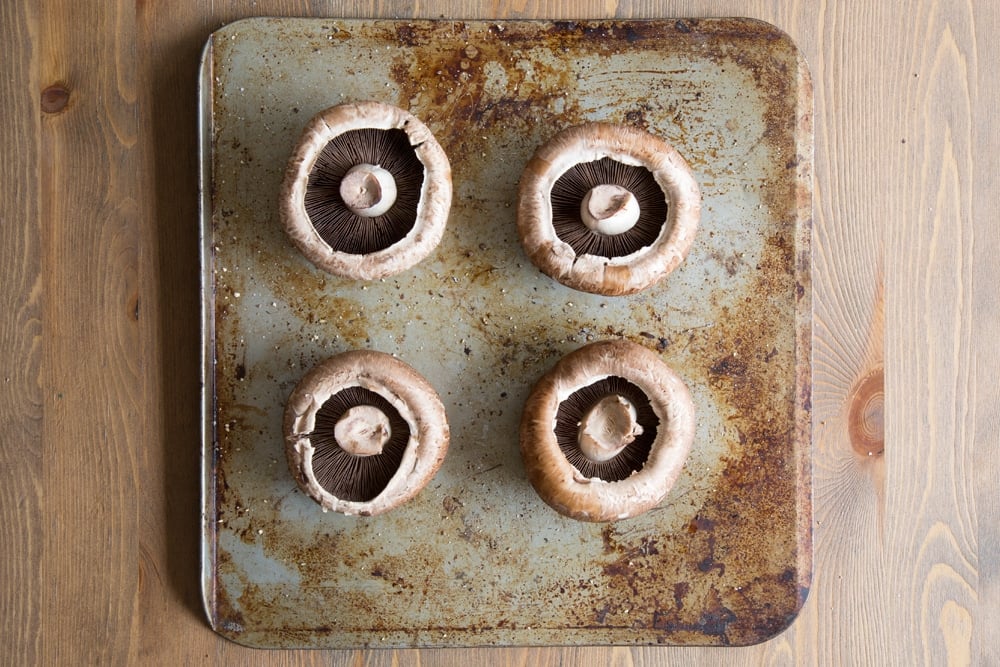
[0, 1, 42, 664]
[797, 1, 889, 663]
[133, 2, 207, 662]
[971, 7, 1000, 666]
[883, 1, 981, 665]
[37, 0, 142, 664]
[885, 2, 993, 664]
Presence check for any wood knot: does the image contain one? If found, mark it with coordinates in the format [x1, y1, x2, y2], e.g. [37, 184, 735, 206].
[41, 85, 70, 114]
[848, 366, 884, 457]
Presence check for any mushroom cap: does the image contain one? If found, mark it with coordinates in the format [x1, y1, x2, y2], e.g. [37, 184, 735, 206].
[519, 339, 695, 522]
[517, 123, 700, 296]
[280, 101, 452, 280]
[284, 350, 450, 516]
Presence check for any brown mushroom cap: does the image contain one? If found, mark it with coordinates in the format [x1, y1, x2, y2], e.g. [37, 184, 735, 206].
[280, 101, 452, 280]
[519, 339, 695, 522]
[284, 350, 449, 516]
[517, 123, 700, 296]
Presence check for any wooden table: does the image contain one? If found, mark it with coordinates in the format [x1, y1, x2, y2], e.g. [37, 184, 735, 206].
[2, 1, 996, 664]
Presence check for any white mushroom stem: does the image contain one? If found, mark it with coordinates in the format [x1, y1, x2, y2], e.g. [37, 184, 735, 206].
[577, 394, 644, 462]
[579, 184, 640, 235]
[334, 405, 392, 456]
[339, 163, 398, 217]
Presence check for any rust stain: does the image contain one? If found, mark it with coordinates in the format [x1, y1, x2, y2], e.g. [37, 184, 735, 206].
[212, 549, 247, 636]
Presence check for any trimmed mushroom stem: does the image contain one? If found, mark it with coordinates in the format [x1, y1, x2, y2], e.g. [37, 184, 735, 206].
[334, 404, 392, 456]
[339, 163, 398, 217]
[577, 394, 644, 462]
[580, 184, 640, 235]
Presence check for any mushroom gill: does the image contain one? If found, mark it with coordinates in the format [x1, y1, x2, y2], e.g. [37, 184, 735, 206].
[309, 386, 411, 502]
[516, 122, 700, 296]
[519, 339, 695, 522]
[550, 157, 667, 258]
[554, 376, 659, 482]
[280, 101, 452, 280]
[284, 349, 450, 515]
[304, 127, 424, 255]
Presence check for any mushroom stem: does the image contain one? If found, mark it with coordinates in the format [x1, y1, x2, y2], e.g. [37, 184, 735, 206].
[577, 394, 644, 462]
[335, 404, 392, 456]
[339, 163, 398, 217]
[580, 184, 640, 235]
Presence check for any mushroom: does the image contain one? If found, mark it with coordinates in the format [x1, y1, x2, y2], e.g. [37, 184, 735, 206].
[280, 101, 452, 280]
[517, 123, 700, 295]
[519, 339, 695, 522]
[284, 350, 449, 516]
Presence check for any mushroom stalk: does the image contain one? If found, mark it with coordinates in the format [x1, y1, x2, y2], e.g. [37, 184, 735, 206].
[580, 184, 640, 235]
[335, 404, 392, 456]
[577, 394, 643, 462]
[340, 163, 398, 217]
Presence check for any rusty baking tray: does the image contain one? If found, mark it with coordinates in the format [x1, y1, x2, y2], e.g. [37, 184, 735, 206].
[199, 17, 812, 648]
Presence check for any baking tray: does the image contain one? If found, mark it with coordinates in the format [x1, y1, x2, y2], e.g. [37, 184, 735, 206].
[199, 17, 813, 648]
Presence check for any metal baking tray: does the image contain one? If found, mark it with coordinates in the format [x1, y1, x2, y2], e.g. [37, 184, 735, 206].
[199, 17, 813, 648]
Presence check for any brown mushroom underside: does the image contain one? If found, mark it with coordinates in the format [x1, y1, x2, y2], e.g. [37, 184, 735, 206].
[284, 350, 449, 516]
[520, 339, 696, 522]
[517, 122, 700, 296]
[280, 101, 452, 280]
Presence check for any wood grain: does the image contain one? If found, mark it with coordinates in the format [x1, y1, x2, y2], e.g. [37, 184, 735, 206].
[808, 0, 889, 662]
[0, 0, 996, 664]
[0, 1, 42, 664]
[971, 8, 1000, 667]
[37, 0, 142, 664]
[885, 2, 981, 665]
